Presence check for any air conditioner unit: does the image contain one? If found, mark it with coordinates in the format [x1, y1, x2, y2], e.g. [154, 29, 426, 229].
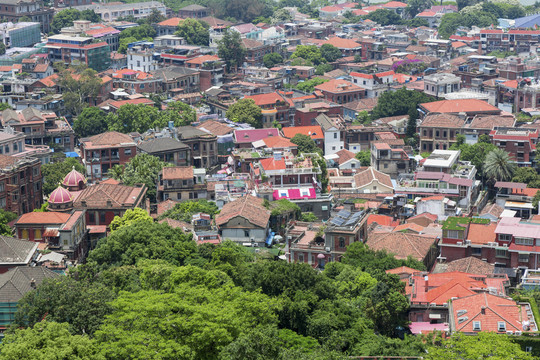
[465, 240, 471, 245]
[515, 331, 522, 336]
[506, 330, 514, 335]
[503, 244, 508, 247]
[457, 241, 463, 245]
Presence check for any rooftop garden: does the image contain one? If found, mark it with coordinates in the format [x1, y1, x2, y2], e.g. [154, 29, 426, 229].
[442, 217, 490, 231]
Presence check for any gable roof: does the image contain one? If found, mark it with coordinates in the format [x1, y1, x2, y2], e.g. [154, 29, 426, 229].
[82, 131, 135, 149]
[314, 79, 362, 93]
[480, 203, 504, 218]
[0, 266, 60, 302]
[215, 195, 270, 228]
[0, 236, 38, 265]
[420, 99, 500, 114]
[73, 183, 146, 209]
[353, 167, 393, 189]
[366, 232, 437, 261]
[234, 128, 280, 144]
[420, 113, 465, 128]
[162, 166, 193, 180]
[245, 92, 286, 107]
[335, 149, 357, 165]
[263, 136, 296, 149]
[259, 157, 286, 171]
[323, 37, 361, 49]
[444, 257, 495, 275]
[196, 120, 234, 136]
[138, 137, 189, 153]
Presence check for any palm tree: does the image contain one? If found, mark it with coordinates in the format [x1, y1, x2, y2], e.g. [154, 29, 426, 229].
[483, 148, 516, 182]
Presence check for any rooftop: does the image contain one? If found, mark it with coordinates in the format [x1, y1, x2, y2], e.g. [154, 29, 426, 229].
[443, 217, 490, 231]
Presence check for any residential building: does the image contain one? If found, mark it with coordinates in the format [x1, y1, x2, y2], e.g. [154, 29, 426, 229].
[177, 126, 218, 168]
[110, 69, 160, 95]
[72, 1, 166, 22]
[245, 92, 292, 128]
[0, 236, 37, 274]
[367, 231, 439, 268]
[14, 210, 88, 259]
[315, 113, 344, 156]
[333, 149, 361, 170]
[395, 150, 478, 208]
[185, 55, 224, 91]
[462, 115, 515, 145]
[349, 70, 394, 98]
[419, 99, 501, 117]
[288, 210, 368, 266]
[294, 101, 343, 127]
[151, 66, 200, 95]
[439, 217, 498, 262]
[44, 35, 111, 72]
[127, 43, 158, 73]
[215, 195, 271, 246]
[371, 141, 414, 178]
[0, 154, 42, 214]
[0, 0, 54, 33]
[178, 4, 209, 18]
[282, 126, 324, 151]
[424, 73, 461, 97]
[314, 79, 364, 104]
[323, 36, 361, 57]
[449, 293, 537, 334]
[234, 128, 280, 149]
[80, 131, 137, 182]
[157, 166, 207, 202]
[138, 137, 190, 167]
[60, 20, 120, 52]
[73, 182, 147, 227]
[0, 267, 59, 332]
[490, 127, 538, 167]
[1, 108, 74, 151]
[352, 166, 394, 194]
[0, 127, 51, 165]
[242, 38, 272, 66]
[418, 113, 465, 152]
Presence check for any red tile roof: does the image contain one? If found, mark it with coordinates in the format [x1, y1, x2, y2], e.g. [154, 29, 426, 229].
[443, 257, 495, 275]
[467, 222, 497, 245]
[314, 79, 362, 93]
[158, 17, 183, 27]
[108, 98, 155, 109]
[385, 266, 421, 275]
[16, 212, 71, 225]
[382, 1, 407, 7]
[82, 131, 134, 149]
[263, 136, 296, 149]
[367, 214, 399, 227]
[335, 148, 356, 165]
[185, 55, 220, 65]
[420, 99, 500, 114]
[259, 157, 286, 171]
[366, 232, 437, 261]
[353, 167, 393, 189]
[234, 128, 280, 144]
[215, 195, 270, 228]
[162, 166, 193, 180]
[323, 37, 361, 49]
[245, 92, 286, 107]
[73, 183, 146, 209]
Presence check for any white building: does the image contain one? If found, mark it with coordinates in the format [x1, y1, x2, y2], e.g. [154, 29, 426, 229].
[127, 45, 157, 72]
[315, 113, 343, 156]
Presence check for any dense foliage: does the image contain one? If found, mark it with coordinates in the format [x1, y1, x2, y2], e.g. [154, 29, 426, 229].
[291, 134, 322, 155]
[175, 18, 210, 46]
[371, 87, 436, 120]
[226, 99, 263, 128]
[41, 157, 86, 196]
[159, 199, 220, 223]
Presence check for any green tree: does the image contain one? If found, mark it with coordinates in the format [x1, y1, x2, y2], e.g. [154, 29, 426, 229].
[51, 9, 80, 34]
[315, 63, 333, 76]
[450, 141, 496, 178]
[291, 45, 324, 66]
[73, 107, 108, 138]
[108, 153, 168, 202]
[355, 150, 371, 166]
[512, 167, 540, 188]
[106, 103, 161, 133]
[0, 209, 16, 236]
[372, 87, 436, 119]
[291, 134, 322, 155]
[479, 133, 491, 143]
[13, 277, 115, 336]
[175, 18, 210, 46]
[300, 212, 319, 222]
[226, 98, 263, 128]
[0, 42, 5, 56]
[296, 78, 329, 93]
[438, 11, 497, 39]
[320, 44, 342, 63]
[404, 0, 434, 18]
[144, 8, 166, 24]
[263, 53, 284, 68]
[110, 208, 153, 233]
[57, 67, 103, 116]
[484, 148, 516, 182]
[94, 281, 278, 360]
[0, 321, 102, 360]
[406, 107, 418, 139]
[163, 101, 197, 126]
[533, 190, 540, 211]
[272, 8, 293, 23]
[365, 9, 403, 26]
[426, 331, 534, 360]
[119, 24, 156, 40]
[83, 221, 196, 273]
[159, 199, 219, 223]
[218, 30, 246, 72]
[18, 15, 31, 22]
[41, 158, 85, 196]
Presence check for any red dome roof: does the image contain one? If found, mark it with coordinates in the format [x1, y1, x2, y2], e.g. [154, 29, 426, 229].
[62, 168, 86, 187]
[48, 186, 73, 204]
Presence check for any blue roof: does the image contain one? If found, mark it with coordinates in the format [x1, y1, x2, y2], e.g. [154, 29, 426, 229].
[64, 152, 79, 158]
[514, 13, 540, 28]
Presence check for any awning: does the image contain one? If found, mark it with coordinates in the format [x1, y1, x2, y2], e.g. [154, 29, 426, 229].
[495, 181, 526, 189]
[505, 201, 533, 209]
[64, 152, 79, 158]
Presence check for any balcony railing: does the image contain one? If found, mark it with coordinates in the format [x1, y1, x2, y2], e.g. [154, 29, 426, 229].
[265, 167, 321, 176]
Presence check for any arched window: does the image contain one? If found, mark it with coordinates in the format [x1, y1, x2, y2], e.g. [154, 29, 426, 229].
[339, 237, 345, 248]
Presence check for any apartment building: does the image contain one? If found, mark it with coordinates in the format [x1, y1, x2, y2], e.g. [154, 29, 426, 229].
[157, 166, 206, 202]
[0, 154, 42, 215]
[490, 127, 538, 166]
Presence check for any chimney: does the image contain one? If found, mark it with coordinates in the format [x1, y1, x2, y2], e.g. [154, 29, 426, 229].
[30, 278, 36, 288]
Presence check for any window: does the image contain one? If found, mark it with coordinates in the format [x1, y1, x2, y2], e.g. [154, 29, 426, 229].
[298, 253, 304, 262]
[384, 163, 388, 168]
[472, 247, 481, 256]
[21, 229, 28, 239]
[339, 237, 345, 248]
[34, 229, 41, 240]
[244, 230, 249, 237]
[516, 237, 534, 246]
[498, 322, 506, 332]
[0, 197, 4, 207]
[446, 230, 461, 239]
[89, 212, 95, 223]
[99, 212, 106, 224]
[499, 234, 511, 242]
[496, 249, 508, 258]
[334, 133, 337, 139]
[519, 253, 530, 263]
[473, 321, 481, 331]
[124, 148, 132, 156]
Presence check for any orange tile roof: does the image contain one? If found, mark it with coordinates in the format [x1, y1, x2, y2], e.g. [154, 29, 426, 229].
[367, 232, 437, 261]
[158, 17, 183, 27]
[335, 148, 356, 164]
[282, 126, 323, 140]
[386, 266, 421, 275]
[263, 136, 296, 149]
[367, 214, 399, 227]
[393, 223, 424, 233]
[420, 99, 500, 114]
[185, 54, 220, 65]
[16, 212, 71, 225]
[383, 1, 407, 7]
[162, 166, 193, 180]
[259, 157, 286, 171]
[314, 79, 362, 93]
[108, 98, 154, 109]
[323, 37, 361, 49]
[215, 195, 270, 228]
[245, 92, 286, 107]
[467, 222, 497, 245]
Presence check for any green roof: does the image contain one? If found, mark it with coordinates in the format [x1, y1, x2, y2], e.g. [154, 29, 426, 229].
[442, 217, 490, 230]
